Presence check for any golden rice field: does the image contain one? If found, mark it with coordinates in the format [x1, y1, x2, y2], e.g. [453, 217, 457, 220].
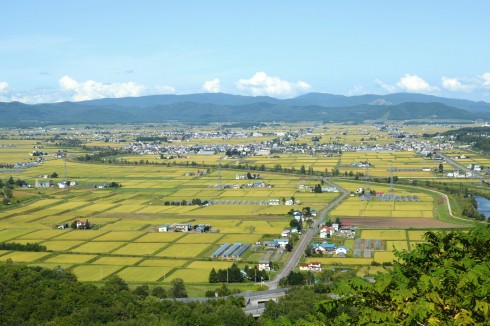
[0, 125, 458, 289]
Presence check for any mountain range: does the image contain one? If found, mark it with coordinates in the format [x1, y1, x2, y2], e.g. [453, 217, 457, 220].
[1, 92, 489, 127]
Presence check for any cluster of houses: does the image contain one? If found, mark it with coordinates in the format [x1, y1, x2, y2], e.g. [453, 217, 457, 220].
[34, 179, 78, 189]
[297, 184, 339, 193]
[310, 242, 350, 257]
[158, 223, 211, 233]
[319, 222, 355, 239]
[446, 170, 475, 178]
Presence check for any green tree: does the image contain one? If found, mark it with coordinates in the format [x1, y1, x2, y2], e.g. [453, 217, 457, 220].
[300, 165, 306, 174]
[209, 268, 218, 283]
[169, 278, 188, 298]
[132, 285, 149, 298]
[151, 286, 166, 298]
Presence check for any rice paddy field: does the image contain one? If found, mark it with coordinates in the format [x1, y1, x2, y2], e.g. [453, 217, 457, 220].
[339, 151, 438, 178]
[0, 145, 341, 292]
[0, 123, 472, 295]
[329, 180, 434, 218]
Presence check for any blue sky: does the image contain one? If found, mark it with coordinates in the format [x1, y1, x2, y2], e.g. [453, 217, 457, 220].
[1, 1, 489, 103]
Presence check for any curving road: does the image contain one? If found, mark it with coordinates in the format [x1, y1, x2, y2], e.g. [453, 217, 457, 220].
[264, 179, 349, 290]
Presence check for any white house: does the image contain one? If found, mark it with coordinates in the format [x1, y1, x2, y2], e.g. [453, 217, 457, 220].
[285, 200, 294, 205]
[268, 199, 280, 205]
[335, 246, 349, 256]
[319, 226, 333, 238]
[281, 230, 291, 237]
[158, 225, 170, 232]
[258, 260, 271, 271]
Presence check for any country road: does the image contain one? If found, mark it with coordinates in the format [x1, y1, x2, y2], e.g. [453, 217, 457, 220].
[435, 151, 483, 179]
[264, 179, 349, 290]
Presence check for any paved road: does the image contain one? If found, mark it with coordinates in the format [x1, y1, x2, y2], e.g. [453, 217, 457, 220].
[264, 179, 349, 290]
[435, 151, 483, 179]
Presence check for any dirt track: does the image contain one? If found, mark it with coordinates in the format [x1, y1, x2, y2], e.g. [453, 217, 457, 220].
[340, 217, 460, 228]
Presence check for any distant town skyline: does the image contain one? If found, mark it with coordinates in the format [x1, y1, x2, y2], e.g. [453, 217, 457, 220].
[1, 1, 489, 103]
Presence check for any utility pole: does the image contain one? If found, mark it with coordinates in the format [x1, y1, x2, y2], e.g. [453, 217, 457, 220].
[389, 163, 395, 193]
[218, 156, 222, 189]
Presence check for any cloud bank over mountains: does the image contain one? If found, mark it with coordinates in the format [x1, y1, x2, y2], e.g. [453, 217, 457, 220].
[1, 71, 490, 104]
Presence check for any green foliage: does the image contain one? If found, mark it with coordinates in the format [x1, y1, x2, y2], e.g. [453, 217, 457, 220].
[315, 225, 490, 325]
[0, 263, 255, 325]
[168, 278, 188, 298]
[209, 264, 244, 283]
[0, 242, 47, 252]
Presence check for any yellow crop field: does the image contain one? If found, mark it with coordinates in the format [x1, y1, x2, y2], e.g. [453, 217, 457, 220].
[98, 221, 148, 231]
[386, 240, 409, 251]
[113, 243, 166, 255]
[17, 229, 70, 240]
[135, 233, 184, 242]
[138, 259, 187, 268]
[76, 203, 119, 212]
[32, 262, 73, 270]
[73, 265, 124, 282]
[219, 234, 263, 244]
[92, 256, 142, 265]
[71, 241, 125, 254]
[0, 251, 51, 262]
[408, 230, 429, 241]
[44, 254, 97, 264]
[48, 201, 89, 211]
[175, 233, 222, 244]
[373, 251, 396, 263]
[117, 266, 167, 282]
[107, 205, 144, 213]
[362, 230, 407, 240]
[0, 250, 11, 256]
[0, 229, 36, 242]
[186, 261, 234, 269]
[94, 231, 144, 241]
[41, 240, 85, 251]
[53, 230, 107, 240]
[156, 243, 211, 258]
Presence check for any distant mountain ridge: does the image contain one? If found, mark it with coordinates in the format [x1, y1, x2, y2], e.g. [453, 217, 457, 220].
[77, 92, 490, 112]
[0, 92, 489, 127]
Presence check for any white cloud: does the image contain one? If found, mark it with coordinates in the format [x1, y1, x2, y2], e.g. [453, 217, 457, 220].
[348, 85, 367, 96]
[441, 77, 475, 92]
[0, 81, 9, 91]
[58, 76, 175, 101]
[480, 73, 490, 89]
[396, 74, 439, 93]
[202, 78, 221, 93]
[236, 72, 311, 97]
[374, 78, 396, 93]
[374, 75, 439, 94]
[59, 76, 144, 101]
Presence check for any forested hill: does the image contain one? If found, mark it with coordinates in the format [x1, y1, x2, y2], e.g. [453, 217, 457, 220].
[439, 126, 490, 153]
[0, 99, 485, 127]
